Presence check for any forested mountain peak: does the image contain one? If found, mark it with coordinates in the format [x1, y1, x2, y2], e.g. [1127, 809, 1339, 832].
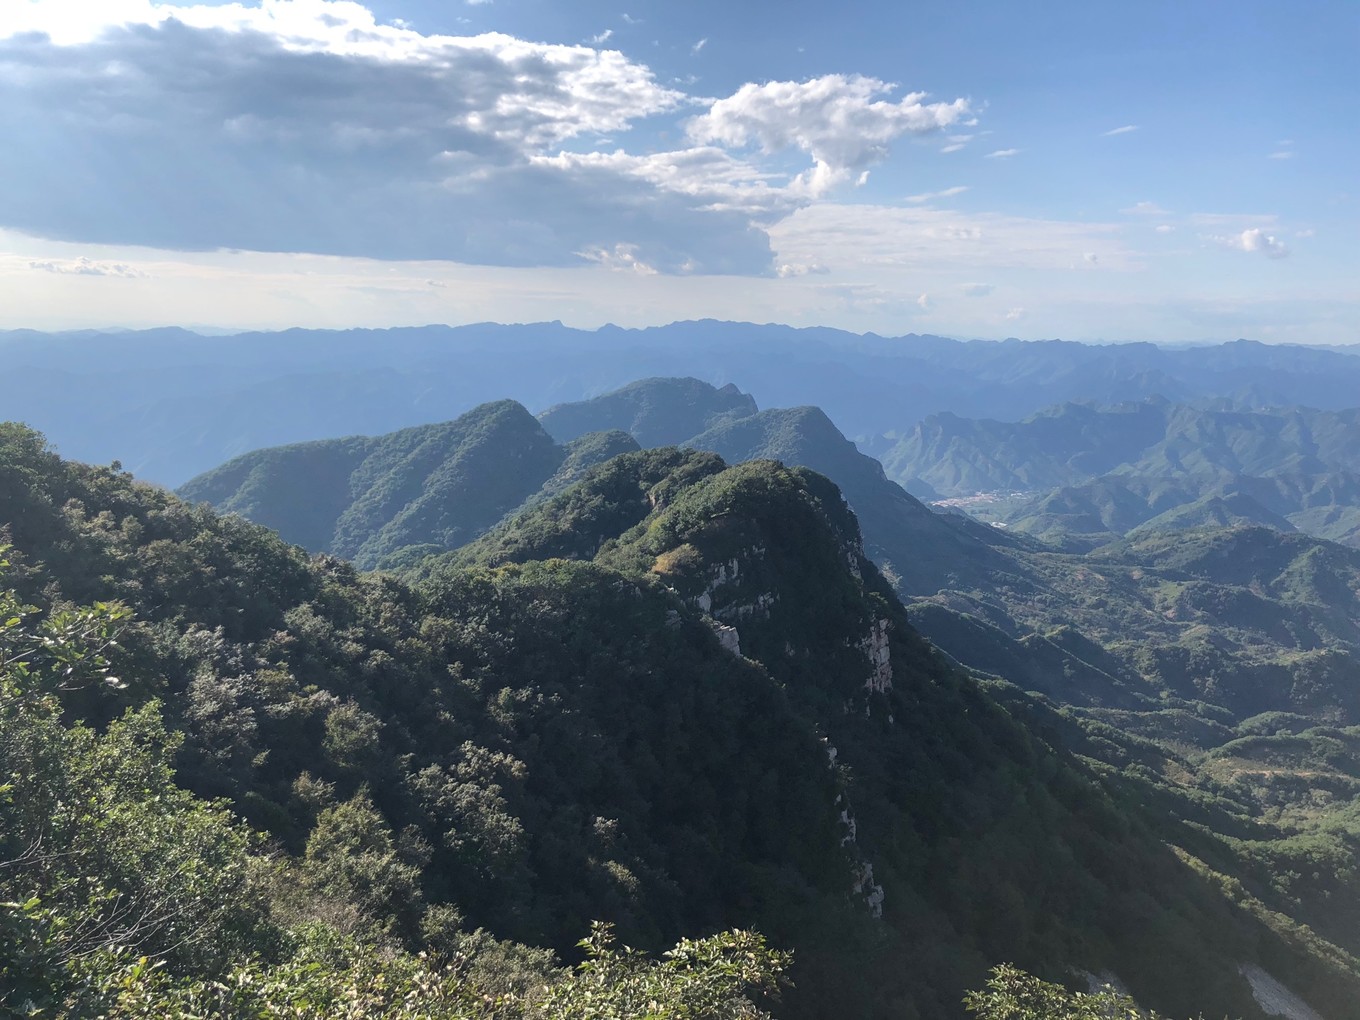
[178, 400, 569, 569]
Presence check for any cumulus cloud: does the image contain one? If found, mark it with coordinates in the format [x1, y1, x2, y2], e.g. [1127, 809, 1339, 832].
[0, 2, 979, 276]
[1216, 228, 1289, 259]
[0, 1, 786, 272]
[687, 74, 970, 196]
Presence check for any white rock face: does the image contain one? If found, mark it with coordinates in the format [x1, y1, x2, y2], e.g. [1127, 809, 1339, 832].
[1239, 964, 1325, 1020]
[860, 618, 893, 694]
[694, 548, 777, 621]
[853, 862, 885, 918]
[707, 620, 741, 656]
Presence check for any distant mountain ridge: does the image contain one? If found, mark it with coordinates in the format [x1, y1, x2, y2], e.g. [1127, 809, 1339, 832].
[876, 399, 1360, 549]
[11, 320, 1360, 484]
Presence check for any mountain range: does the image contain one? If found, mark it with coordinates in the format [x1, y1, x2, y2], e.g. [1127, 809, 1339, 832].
[12, 321, 1360, 486]
[873, 398, 1360, 550]
[13, 420, 1342, 1018]
[12, 341, 1360, 1017]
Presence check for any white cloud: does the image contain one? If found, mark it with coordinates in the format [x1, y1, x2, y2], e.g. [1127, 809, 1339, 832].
[0, 2, 991, 278]
[576, 242, 658, 274]
[1102, 125, 1139, 136]
[0, 2, 1007, 282]
[0, 2, 807, 273]
[1005, 306, 1025, 321]
[692, 37, 707, 54]
[1083, 252, 1099, 264]
[776, 262, 830, 277]
[1215, 228, 1289, 259]
[622, 13, 641, 24]
[533, 147, 800, 222]
[687, 74, 970, 196]
[1155, 224, 1174, 233]
[1269, 150, 1294, 160]
[916, 292, 931, 310]
[1122, 201, 1169, 216]
[961, 282, 993, 297]
[29, 255, 145, 277]
[985, 148, 1020, 159]
[905, 185, 969, 203]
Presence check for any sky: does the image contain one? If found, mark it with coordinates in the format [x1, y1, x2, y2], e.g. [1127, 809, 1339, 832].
[1, 0, 1356, 342]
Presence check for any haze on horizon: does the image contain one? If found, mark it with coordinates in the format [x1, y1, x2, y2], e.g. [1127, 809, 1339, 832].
[1, 0, 1355, 344]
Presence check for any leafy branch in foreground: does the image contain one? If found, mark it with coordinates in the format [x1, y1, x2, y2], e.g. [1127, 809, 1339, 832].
[964, 964, 1169, 1020]
[539, 921, 791, 1020]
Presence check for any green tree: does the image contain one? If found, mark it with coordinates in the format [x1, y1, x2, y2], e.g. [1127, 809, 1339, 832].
[964, 965, 1162, 1020]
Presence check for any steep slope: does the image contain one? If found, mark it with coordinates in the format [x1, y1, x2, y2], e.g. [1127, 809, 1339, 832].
[430, 449, 1360, 1019]
[178, 401, 566, 568]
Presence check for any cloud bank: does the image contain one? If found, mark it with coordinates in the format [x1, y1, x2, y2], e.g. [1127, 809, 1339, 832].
[0, 1, 972, 275]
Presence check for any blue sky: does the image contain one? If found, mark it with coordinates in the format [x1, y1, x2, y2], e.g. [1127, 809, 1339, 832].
[1, 0, 1355, 342]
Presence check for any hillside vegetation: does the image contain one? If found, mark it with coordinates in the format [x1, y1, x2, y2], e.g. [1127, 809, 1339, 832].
[4, 423, 1347, 1016]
